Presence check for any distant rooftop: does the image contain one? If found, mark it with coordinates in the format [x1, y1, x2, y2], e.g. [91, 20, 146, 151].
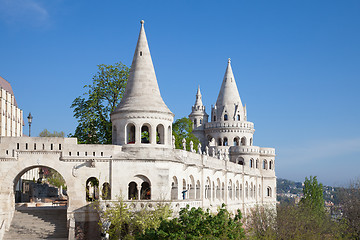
[0, 75, 18, 107]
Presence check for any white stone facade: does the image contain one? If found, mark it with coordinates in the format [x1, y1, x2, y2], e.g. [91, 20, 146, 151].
[0, 21, 276, 239]
[0, 76, 23, 137]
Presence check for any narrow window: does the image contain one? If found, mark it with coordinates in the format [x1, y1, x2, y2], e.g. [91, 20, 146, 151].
[77, 152, 79, 156]
[50, 144, 53, 150]
[85, 152, 87, 156]
[140, 51, 142, 56]
[237, 115, 240, 121]
[59, 144, 62, 150]
[69, 152, 72, 156]
[25, 143, 28, 150]
[93, 152, 95, 156]
[42, 144, 45, 150]
[6, 150, 8, 155]
[17, 143, 19, 150]
[101, 152, 103, 156]
[34, 143, 36, 150]
[224, 114, 228, 121]
[213, 116, 216, 121]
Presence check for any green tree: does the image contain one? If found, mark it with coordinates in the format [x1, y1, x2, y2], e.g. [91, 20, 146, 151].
[96, 198, 172, 240]
[172, 117, 200, 151]
[70, 62, 129, 144]
[39, 129, 65, 137]
[138, 204, 245, 240]
[301, 176, 325, 215]
[339, 179, 360, 239]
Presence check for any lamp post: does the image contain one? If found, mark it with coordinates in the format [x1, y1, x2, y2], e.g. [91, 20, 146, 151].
[27, 113, 33, 137]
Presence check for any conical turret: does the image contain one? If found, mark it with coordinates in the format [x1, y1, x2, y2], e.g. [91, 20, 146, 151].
[113, 20, 173, 115]
[212, 59, 244, 121]
[111, 21, 174, 147]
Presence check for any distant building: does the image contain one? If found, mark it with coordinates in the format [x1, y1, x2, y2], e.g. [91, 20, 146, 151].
[0, 76, 23, 137]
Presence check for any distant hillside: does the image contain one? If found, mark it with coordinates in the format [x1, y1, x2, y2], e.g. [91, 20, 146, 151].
[277, 178, 342, 204]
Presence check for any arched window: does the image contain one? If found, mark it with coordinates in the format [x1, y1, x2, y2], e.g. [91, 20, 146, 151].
[267, 187, 272, 197]
[245, 182, 248, 198]
[102, 182, 111, 200]
[183, 179, 187, 199]
[221, 182, 225, 200]
[168, 126, 172, 145]
[241, 137, 246, 146]
[240, 184, 243, 199]
[250, 183, 253, 198]
[213, 116, 216, 121]
[233, 137, 239, 146]
[224, 114, 228, 121]
[126, 123, 136, 144]
[256, 159, 259, 169]
[237, 157, 245, 165]
[141, 124, 151, 144]
[86, 177, 99, 202]
[189, 176, 195, 199]
[171, 177, 178, 200]
[236, 181, 239, 199]
[224, 137, 228, 146]
[194, 119, 197, 126]
[269, 160, 273, 169]
[250, 138, 253, 146]
[156, 124, 165, 144]
[228, 180, 233, 200]
[216, 179, 221, 200]
[140, 182, 151, 200]
[218, 138, 222, 146]
[237, 115, 240, 121]
[196, 180, 201, 199]
[128, 182, 138, 200]
[205, 178, 210, 199]
[263, 160, 268, 170]
[250, 159, 254, 168]
[200, 119, 202, 124]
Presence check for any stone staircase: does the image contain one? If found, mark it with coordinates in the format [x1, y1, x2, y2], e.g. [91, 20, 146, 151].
[3, 207, 68, 240]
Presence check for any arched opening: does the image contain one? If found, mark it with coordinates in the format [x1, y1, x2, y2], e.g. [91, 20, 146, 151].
[200, 119, 202, 124]
[233, 137, 239, 146]
[168, 126, 172, 145]
[140, 182, 151, 200]
[126, 123, 136, 144]
[189, 176, 195, 199]
[102, 182, 111, 200]
[128, 182, 138, 200]
[213, 115, 216, 121]
[250, 159, 254, 168]
[182, 179, 187, 200]
[196, 180, 200, 199]
[224, 114, 228, 121]
[236, 181, 239, 199]
[224, 137, 228, 146]
[250, 183, 253, 198]
[141, 124, 151, 144]
[218, 138, 222, 146]
[205, 178, 211, 199]
[237, 157, 245, 165]
[171, 176, 178, 200]
[267, 187, 272, 197]
[212, 181, 215, 201]
[12, 166, 69, 239]
[250, 138, 253, 146]
[240, 184, 243, 199]
[241, 137, 246, 146]
[156, 124, 165, 144]
[269, 160, 273, 169]
[216, 179, 220, 200]
[263, 160, 268, 170]
[86, 177, 99, 202]
[237, 115, 240, 121]
[194, 119, 197, 126]
[256, 159, 259, 169]
[245, 182, 248, 199]
[228, 180, 233, 200]
[221, 182, 225, 200]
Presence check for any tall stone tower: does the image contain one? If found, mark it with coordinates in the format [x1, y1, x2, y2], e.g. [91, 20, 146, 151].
[205, 58, 255, 148]
[188, 86, 208, 147]
[111, 20, 174, 148]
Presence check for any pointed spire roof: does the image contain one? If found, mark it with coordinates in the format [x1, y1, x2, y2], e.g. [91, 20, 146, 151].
[194, 85, 203, 106]
[215, 58, 242, 108]
[114, 20, 172, 115]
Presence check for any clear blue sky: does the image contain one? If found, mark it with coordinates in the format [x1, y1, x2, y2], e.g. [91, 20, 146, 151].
[1, 0, 359, 186]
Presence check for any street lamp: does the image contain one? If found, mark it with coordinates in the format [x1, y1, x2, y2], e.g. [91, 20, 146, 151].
[27, 113, 33, 137]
